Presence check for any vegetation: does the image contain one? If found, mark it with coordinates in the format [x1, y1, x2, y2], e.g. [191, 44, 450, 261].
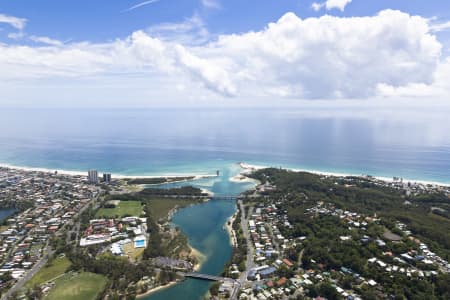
[146, 198, 202, 221]
[247, 168, 450, 299]
[125, 176, 195, 185]
[222, 205, 247, 278]
[44, 272, 108, 300]
[95, 200, 143, 218]
[250, 168, 450, 260]
[25, 256, 71, 288]
[137, 186, 208, 197]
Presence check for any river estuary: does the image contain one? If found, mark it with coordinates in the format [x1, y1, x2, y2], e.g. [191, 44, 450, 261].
[144, 164, 256, 300]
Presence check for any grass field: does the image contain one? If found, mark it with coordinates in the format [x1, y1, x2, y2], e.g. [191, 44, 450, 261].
[44, 272, 108, 300]
[123, 242, 144, 261]
[146, 198, 201, 220]
[95, 200, 143, 218]
[26, 256, 71, 288]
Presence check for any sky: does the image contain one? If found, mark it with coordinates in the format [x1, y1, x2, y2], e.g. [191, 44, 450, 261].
[1, 0, 450, 108]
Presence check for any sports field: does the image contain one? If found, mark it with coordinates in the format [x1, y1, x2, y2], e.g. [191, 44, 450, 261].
[44, 272, 108, 300]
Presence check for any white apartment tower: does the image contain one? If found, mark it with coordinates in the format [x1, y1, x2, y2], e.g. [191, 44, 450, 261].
[88, 170, 99, 184]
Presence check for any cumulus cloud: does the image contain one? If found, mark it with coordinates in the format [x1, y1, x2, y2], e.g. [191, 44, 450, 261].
[210, 10, 442, 98]
[0, 10, 446, 100]
[175, 45, 236, 96]
[0, 13, 27, 30]
[377, 57, 450, 98]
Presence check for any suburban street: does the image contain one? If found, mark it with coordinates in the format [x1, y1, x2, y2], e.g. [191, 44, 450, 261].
[1, 246, 53, 300]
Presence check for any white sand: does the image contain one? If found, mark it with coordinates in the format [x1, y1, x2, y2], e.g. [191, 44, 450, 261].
[0, 162, 216, 180]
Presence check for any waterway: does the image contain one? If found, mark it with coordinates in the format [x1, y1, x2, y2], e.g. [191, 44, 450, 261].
[143, 164, 257, 300]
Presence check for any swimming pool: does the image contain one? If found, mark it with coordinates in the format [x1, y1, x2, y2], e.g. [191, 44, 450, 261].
[135, 239, 145, 248]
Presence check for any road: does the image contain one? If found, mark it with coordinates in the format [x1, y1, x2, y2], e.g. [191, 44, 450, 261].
[1, 246, 53, 300]
[1, 192, 100, 300]
[230, 200, 255, 300]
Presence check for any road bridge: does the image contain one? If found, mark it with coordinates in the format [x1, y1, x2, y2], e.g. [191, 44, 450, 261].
[212, 195, 242, 201]
[183, 272, 233, 282]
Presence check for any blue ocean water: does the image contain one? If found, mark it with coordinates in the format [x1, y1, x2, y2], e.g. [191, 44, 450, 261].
[0, 108, 449, 183]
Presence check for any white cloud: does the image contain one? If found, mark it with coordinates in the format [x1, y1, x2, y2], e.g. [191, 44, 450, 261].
[377, 57, 450, 98]
[312, 0, 352, 12]
[0, 10, 446, 101]
[430, 20, 450, 32]
[311, 2, 324, 12]
[0, 13, 27, 30]
[175, 45, 236, 96]
[202, 0, 221, 9]
[211, 10, 442, 98]
[146, 14, 210, 45]
[125, 0, 161, 12]
[29, 36, 63, 46]
[7, 31, 25, 40]
[326, 0, 352, 11]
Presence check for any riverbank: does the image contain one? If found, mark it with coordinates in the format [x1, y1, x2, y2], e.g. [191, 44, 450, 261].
[224, 212, 237, 247]
[238, 162, 450, 187]
[190, 246, 206, 271]
[137, 281, 179, 298]
[136, 245, 205, 299]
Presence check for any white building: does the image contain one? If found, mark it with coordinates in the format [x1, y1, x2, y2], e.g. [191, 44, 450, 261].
[88, 170, 99, 184]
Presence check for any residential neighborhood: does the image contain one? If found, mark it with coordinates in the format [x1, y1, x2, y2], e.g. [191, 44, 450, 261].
[0, 167, 99, 293]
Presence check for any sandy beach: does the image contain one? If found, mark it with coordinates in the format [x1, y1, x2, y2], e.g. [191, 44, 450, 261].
[239, 162, 450, 188]
[0, 162, 217, 181]
[189, 245, 206, 271]
[229, 173, 257, 183]
[225, 213, 238, 247]
[136, 281, 179, 298]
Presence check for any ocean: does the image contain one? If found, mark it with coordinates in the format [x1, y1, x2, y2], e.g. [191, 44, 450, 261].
[0, 107, 449, 183]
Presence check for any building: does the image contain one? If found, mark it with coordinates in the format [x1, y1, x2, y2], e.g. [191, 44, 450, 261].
[88, 170, 99, 184]
[103, 173, 111, 184]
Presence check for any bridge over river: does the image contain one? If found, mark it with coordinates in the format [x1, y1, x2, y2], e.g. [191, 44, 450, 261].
[211, 195, 242, 201]
[182, 272, 241, 300]
[183, 272, 234, 282]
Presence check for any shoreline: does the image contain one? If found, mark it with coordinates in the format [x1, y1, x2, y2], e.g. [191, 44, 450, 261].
[189, 245, 206, 272]
[238, 162, 450, 188]
[3, 161, 447, 188]
[0, 162, 217, 181]
[224, 212, 238, 247]
[136, 281, 179, 299]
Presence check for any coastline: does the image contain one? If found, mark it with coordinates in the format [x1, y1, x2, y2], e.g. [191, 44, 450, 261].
[0, 162, 217, 181]
[3, 160, 447, 188]
[238, 162, 450, 188]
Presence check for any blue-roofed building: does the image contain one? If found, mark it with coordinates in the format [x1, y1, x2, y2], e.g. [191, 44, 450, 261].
[259, 266, 277, 278]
